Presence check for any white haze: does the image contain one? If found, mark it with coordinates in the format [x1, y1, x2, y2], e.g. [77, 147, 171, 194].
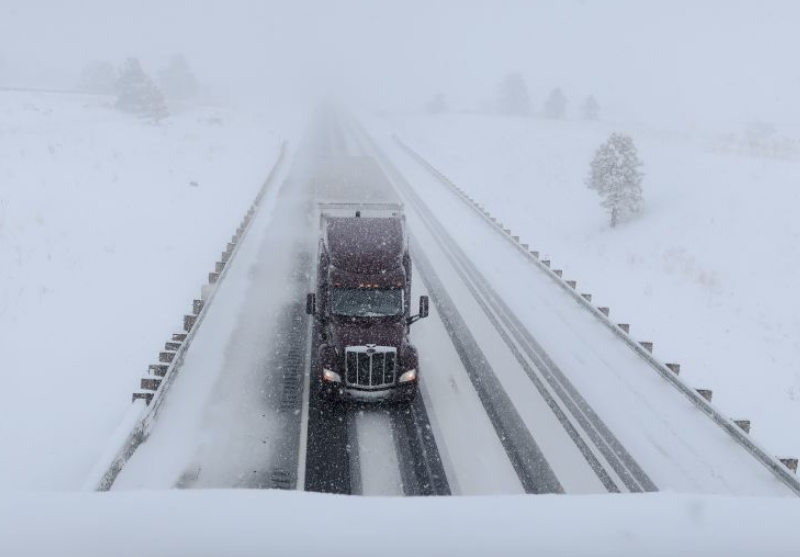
[2, 0, 799, 126]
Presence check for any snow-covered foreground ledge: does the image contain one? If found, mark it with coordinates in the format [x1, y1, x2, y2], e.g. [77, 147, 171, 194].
[1, 491, 798, 557]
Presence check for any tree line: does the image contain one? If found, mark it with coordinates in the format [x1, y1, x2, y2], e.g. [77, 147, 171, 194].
[426, 73, 643, 228]
[77, 55, 200, 123]
[427, 73, 599, 121]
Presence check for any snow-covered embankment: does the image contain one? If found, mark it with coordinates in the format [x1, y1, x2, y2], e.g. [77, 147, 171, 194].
[0, 91, 289, 490]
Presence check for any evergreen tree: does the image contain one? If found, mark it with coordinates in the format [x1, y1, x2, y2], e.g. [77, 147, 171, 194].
[141, 83, 169, 122]
[582, 95, 600, 120]
[157, 54, 199, 100]
[426, 92, 447, 115]
[77, 60, 118, 94]
[496, 72, 531, 116]
[745, 120, 775, 143]
[586, 133, 643, 227]
[116, 58, 168, 123]
[543, 87, 567, 119]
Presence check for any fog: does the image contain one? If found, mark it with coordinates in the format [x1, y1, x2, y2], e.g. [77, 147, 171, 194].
[2, 0, 799, 126]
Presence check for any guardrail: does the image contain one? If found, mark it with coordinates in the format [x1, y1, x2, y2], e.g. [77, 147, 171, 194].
[83, 141, 288, 491]
[394, 135, 800, 495]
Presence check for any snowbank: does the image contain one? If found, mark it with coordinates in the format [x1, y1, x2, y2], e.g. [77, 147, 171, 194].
[1, 490, 799, 557]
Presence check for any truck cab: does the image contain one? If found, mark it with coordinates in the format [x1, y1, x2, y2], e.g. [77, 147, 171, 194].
[306, 202, 428, 402]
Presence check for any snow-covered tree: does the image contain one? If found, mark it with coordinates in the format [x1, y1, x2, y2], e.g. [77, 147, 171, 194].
[77, 60, 118, 94]
[745, 120, 775, 143]
[582, 95, 600, 120]
[142, 87, 169, 122]
[116, 58, 168, 123]
[496, 72, 530, 116]
[157, 54, 199, 100]
[426, 92, 447, 115]
[543, 87, 567, 119]
[586, 133, 643, 227]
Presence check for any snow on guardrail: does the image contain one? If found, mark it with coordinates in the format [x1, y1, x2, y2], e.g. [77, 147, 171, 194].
[393, 135, 800, 496]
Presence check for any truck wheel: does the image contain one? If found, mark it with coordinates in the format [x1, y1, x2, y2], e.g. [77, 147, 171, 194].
[396, 386, 418, 405]
[317, 383, 340, 405]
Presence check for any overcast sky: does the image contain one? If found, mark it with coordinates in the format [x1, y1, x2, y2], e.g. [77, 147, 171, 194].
[2, 0, 798, 127]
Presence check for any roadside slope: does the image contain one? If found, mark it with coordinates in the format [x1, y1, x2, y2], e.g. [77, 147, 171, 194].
[0, 91, 295, 490]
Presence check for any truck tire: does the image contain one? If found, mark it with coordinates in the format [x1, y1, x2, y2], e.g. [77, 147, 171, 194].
[396, 385, 418, 405]
[317, 382, 341, 405]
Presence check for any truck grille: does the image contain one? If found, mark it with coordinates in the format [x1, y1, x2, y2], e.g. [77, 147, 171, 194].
[345, 346, 397, 388]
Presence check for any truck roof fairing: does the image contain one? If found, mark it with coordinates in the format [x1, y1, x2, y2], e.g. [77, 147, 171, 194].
[323, 216, 406, 275]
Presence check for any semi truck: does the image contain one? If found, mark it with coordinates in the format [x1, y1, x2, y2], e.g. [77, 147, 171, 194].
[306, 202, 428, 403]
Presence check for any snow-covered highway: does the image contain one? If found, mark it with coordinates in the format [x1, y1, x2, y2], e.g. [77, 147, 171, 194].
[104, 110, 800, 498]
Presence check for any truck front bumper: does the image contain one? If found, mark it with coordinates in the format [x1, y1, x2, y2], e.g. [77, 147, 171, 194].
[320, 381, 417, 403]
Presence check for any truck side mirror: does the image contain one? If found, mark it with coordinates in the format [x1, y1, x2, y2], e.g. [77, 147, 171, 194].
[408, 295, 429, 327]
[306, 293, 316, 316]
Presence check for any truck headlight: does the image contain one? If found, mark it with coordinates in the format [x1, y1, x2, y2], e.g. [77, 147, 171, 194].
[322, 369, 341, 383]
[398, 369, 417, 383]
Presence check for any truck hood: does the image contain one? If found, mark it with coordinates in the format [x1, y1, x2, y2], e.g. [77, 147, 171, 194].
[330, 320, 405, 351]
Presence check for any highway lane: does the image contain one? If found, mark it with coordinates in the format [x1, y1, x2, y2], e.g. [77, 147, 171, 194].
[302, 115, 451, 496]
[349, 121, 620, 494]
[114, 112, 460, 495]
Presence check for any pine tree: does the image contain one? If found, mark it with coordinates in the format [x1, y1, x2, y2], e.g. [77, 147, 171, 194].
[426, 92, 447, 115]
[586, 133, 643, 227]
[543, 87, 567, 119]
[497, 72, 531, 116]
[116, 58, 169, 123]
[140, 81, 169, 123]
[582, 95, 600, 120]
[745, 120, 775, 143]
[77, 60, 118, 94]
[157, 54, 199, 100]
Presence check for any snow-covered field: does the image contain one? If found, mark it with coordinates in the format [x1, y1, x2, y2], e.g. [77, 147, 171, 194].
[0, 91, 289, 490]
[380, 112, 800, 458]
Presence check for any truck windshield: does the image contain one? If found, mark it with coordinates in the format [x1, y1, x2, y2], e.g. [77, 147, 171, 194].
[331, 288, 403, 318]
